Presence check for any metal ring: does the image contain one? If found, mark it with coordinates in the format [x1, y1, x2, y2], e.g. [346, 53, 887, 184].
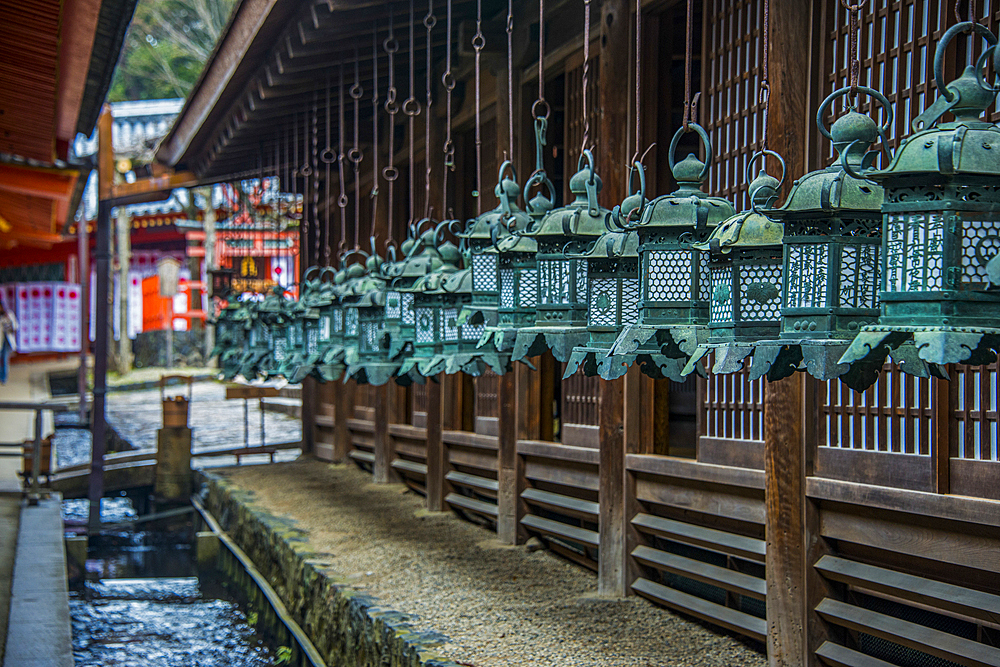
[402, 97, 422, 116]
[577, 148, 597, 184]
[667, 122, 713, 180]
[441, 71, 456, 91]
[385, 98, 400, 115]
[383, 37, 399, 53]
[423, 14, 437, 30]
[320, 147, 337, 164]
[347, 147, 363, 164]
[816, 85, 893, 141]
[531, 99, 551, 120]
[349, 83, 364, 100]
[300, 165, 313, 176]
[745, 149, 787, 209]
[338, 194, 349, 208]
[839, 0, 869, 9]
[498, 160, 518, 184]
[382, 165, 399, 182]
[472, 32, 486, 51]
[935, 22, 998, 101]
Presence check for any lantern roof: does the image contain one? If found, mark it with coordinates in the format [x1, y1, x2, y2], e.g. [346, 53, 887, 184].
[461, 164, 532, 242]
[528, 155, 608, 240]
[695, 170, 784, 252]
[576, 229, 639, 259]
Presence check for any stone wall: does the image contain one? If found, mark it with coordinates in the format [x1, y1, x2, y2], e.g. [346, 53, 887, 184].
[201, 472, 460, 667]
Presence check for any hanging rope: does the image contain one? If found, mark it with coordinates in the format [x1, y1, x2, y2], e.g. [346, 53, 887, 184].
[371, 21, 380, 247]
[581, 0, 592, 152]
[404, 0, 422, 226]
[533, 0, 549, 121]
[760, 0, 770, 151]
[473, 0, 485, 215]
[322, 74, 334, 264]
[682, 0, 701, 129]
[350, 47, 364, 249]
[424, 0, 435, 219]
[301, 110, 312, 263]
[955, 0, 977, 25]
[632, 0, 642, 164]
[311, 93, 320, 266]
[384, 8, 400, 242]
[292, 111, 299, 231]
[443, 0, 456, 219]
[841, 0, 869, 102]
[338, 62, 349, 251]
[506, 0, 514, 164]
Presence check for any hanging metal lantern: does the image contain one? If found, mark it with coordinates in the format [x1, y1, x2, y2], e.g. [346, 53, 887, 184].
[236, 299, 266, 379]
[511, 150, 608, 363]
[608, 125, 735, 380]
[682, 154, 786, 376]
[339, 259, 373, 378]
[209, 267, 235, 300]
[563, 170, 645, 380]
[731, 87, 889, 389]
[313, 268, 349, 382]
[459, 162, 532, 330]
[209, 294, 247, 380]
[840, 22, 1000, 377]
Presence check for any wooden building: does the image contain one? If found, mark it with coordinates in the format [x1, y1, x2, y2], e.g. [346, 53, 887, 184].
[151, 1, 1000, 665]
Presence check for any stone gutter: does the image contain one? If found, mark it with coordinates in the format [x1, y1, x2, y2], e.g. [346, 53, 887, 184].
[198, 471, 461, 667]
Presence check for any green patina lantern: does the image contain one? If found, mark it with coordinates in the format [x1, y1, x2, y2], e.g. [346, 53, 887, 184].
[397, 231, 465, 378]
[209, 294, 247, 380]
[282, 266, 338, 384]
[312, 268, 350, 382]
[339, 258, 375, 379]
[735, 87, 889, 389]
[683, 153, 786, 376]
[236, 298, 265, 379]
[609, 125, 735, 380]
[841, 22, 1000, 377]
[241, 285, 295, 379]
[438, 265, 501, 376]
[512, 149, 608, 363]
[459, 162, 532, 332]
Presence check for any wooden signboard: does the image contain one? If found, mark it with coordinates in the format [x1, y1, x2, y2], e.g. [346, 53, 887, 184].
[225, 385, 280, 400]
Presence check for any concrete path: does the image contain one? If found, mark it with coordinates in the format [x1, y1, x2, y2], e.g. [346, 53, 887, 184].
[2, 497, 73, 667]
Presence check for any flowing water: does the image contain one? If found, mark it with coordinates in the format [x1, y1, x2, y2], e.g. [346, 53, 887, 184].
[65, 499, 280, 667]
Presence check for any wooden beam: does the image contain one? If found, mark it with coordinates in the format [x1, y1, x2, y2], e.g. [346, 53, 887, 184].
[111, 171, 201, 204]
[372, 383, 398, 483]
[425, 375, 446, 511]
[599, 371, 627, 596]
[0, 164, 76, 200]
[97, 106, 114, 200]
[597, 0, 632, 208]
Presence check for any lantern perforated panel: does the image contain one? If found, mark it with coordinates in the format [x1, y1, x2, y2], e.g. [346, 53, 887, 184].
[500, 268, 516, 308]
[961, 217, 1000, 287]
[699, 252, 712, 301]
[274, 337, 287, 362]
[885, 213, 945, 292]
[622, 278, 640, 325]
[320, 315, 331, 341]
[645, 250, 694, 302]
[589, 278, 619, 327]
[307, 327, 319, 355]
[473, 253, 498, 292]
[576, 261, 588, 302]
[540, 260, 571, 305]
[416, 308, 435, 344]
[463, 321, 485, 341]
[440, 307, 460, 342]
[362, 321, 381, 351]
[520, 269, 538, 308]
[401, 293, 415, 325]
[740, 264, 782, 321]
[333, 309, 344, 333]
[785, 244, 830, 309]
[840, 244, 879, 309]
[385, 291, 402, 319]
[710, 268, 733, 323]
[345, 308, 359, 336]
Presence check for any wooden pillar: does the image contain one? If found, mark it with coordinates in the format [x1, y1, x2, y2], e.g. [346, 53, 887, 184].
[622, 367, 644, 593]
[764, 0, 814, 664]
[372, 383, 398, 483]
[425, 375, 446, 510]
[598, 371, 626, 596]
[332, 380, 351, 462]
[496, 368, 519, 544]
[301, 376, 316, 455]
[597, 0, 632, 207]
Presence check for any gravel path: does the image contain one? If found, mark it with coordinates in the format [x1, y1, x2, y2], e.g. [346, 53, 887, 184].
[219, 461, 767, 667]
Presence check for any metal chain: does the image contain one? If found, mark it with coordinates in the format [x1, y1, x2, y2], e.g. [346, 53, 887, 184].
[632, 0, 641, 163]
[292, 111, 299, 228]
[581, 0, 591, 152]
[338, 62, 349, 250]
[760, 0, 770, 151]
[405, 0, 421, 225]
[682, 0, 701, 129]
[425, 0, 435, 219]
[473, 0, 485, 215]
[311, 94, 320, 266]
[955, 0, 977, 24]
[371, 22, 380, 246]
[533, 0, 549, 120]
[506, 0, 514, 163]
[443, 0, 456, 219]
[350, 47, 363, 248]
[384, 8, 400, 241]
[840, 0, 868, 96]
[322, 74, 334, 264]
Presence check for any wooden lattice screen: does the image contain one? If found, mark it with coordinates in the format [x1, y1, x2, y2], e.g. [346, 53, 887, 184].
[561, 373, 602, 448]
[952, 362, 999, 461]
[564, 50, 601, 203]
[473, 370, 500, 435]
[701, 363, 766, 443]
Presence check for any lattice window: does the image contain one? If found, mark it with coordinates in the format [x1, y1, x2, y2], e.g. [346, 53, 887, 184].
[540, 259, 571, 305]
[333, 309, 344, 333]
[411, 382, 428, 416]
[520, 268, 538, 308]
[622, 278, 640, 325]
[819, 365, 933, 454]
[500, 268, 516, 308]
[710, 267, 732, 323]
[401, 292, 414, 325]
[589, 278, 619, 326]
[702, 359, 765, 442]
[953, 362, 1000, 460]
[440, 307, 459, 342]
[472, 253, 497, 292]
[785, 245, 830, 309]
[345, 308, 359, 336]
[703, 0, 766, 210]
[699, 252, 711, 301]
[839, 243, 880, 309]
[961, 216, 1000, 288]
[884, 213, 945, 292]
[475, 370, 500, 419]
[385, 291, 402, 319]
[563, 373, 602, 428]
[740, 263, 782, 322]
[644, 250, 692, 302]
[576, 261, 588, 303]
[416, 307, 435, 343]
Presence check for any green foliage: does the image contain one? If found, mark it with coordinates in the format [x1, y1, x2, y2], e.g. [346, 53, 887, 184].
[275, 646, 293, 665]
[246, 610, 258, 626]
[108, 0, 236, 102]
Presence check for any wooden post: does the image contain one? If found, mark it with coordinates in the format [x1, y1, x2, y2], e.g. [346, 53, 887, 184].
[622, 367, 644, 593]
[764, 0, 814, 664]
[332, 381, 351, 462]
[598, 371, 626, 596]
[496, 368, 519, 544]
[301, 376, 316, 455]
[425, 375, 446, 511]
[372, 383, 397, 483]
[598, 0, 632, 207]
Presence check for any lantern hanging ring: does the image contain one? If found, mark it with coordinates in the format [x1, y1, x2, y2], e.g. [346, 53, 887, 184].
[746, 149, 786, 214]
[668, 122, 713, 181]
[320, 147, 336, 164]
[578, 149, 600, 217]
[818, 85, 893, 153]
[402, 97, 422, 116]
[523, 170, 556, 218]
[936, 21, 998, 100]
